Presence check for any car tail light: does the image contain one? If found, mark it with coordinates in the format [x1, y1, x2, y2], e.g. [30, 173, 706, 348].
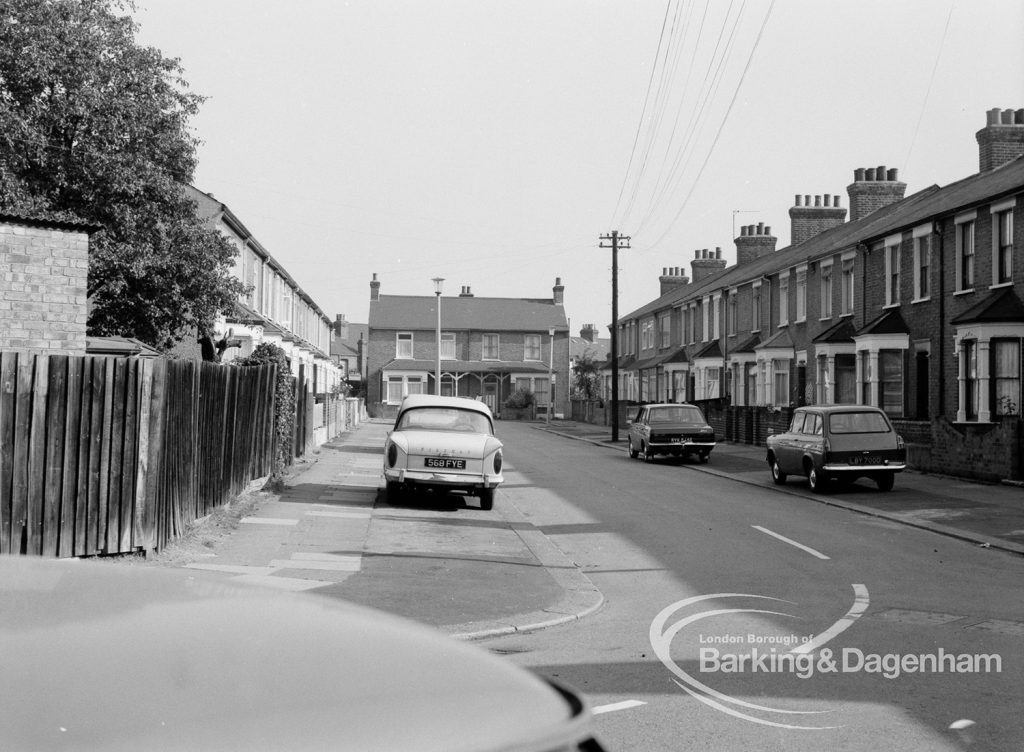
[493, 449, 503, 474]
[386, 443, 398, 468]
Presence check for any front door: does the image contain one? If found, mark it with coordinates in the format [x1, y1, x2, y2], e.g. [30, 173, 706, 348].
[483, 380, 497, 414]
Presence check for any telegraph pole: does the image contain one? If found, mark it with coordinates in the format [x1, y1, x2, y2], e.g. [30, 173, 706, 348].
[600, 230, 630, 442]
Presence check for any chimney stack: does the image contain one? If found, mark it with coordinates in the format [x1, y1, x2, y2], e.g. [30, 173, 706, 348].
[370, 272, 380, 301]
[334, 313, 349, 339]
[552, 277, 564, 306]
[691, 248, 727, 283]
[735, 223, 777, 265]
[846, 166, 907, 222]
[580, 323, 597, 343]
[658, 265, 690, 295]
[977, 107, 1024, 172]
[789, 193, 847, 245]
[459, 285, 474, 297]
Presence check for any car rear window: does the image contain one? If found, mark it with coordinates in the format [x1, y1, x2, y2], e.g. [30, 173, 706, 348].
[397, 407, 492, 434]
[828, 411, 892, 434]
[648, 406, 704, 423]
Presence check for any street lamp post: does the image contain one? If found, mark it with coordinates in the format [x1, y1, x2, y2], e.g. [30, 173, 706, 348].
[547, 327, 555, 425]
[432, 277, 444, 395]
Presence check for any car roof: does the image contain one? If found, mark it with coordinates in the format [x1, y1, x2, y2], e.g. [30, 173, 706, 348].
[799, 405, 884, 413]
[642, 402, 700, 409]
[398, 394, 494, 417]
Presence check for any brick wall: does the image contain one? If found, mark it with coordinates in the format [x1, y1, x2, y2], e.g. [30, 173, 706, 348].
[0, 220, 89, 354]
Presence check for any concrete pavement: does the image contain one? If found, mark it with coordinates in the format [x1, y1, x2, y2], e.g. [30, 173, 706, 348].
[536, 420, 1024, 557]
[180, 418, 603, 640]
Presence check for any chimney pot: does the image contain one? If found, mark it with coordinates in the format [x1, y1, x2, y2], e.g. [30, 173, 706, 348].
[740, 226, 748, 237]
[834, 195, 841, 207]
[988, 107, 1002, 125]
[1003, 109, 1016, 124]
[794, 194, 802, 207]
[757, 221, 764, 234]
[765, 225, 772, 235]
[694, 249, 700, 259]
[823, 195, 831, 207]
[814, 195, 822, 207]
[855, 168, 866, 181]
[1016, 109, 1024, 124]
[804, 194, 811, 206]
[715, 247, 722, 259]
[865, 167, 876, 181]
[887, 168, 898, 181]
[877, 165, 887, 180]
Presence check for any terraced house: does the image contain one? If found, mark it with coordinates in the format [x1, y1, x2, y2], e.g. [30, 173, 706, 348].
[366, 276, 570, 419]
[608, 108, 1024, 481]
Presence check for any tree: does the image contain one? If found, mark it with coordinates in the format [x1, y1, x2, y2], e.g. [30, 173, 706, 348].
[572, 350, 603, 402]
[0, 0, 246, 349]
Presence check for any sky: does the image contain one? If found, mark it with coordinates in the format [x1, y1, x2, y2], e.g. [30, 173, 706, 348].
[131, 0, 1024, 336]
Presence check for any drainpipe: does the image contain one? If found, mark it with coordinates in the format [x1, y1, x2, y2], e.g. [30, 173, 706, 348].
[857, 243, 868, 324]
[934, 220, 945, 417]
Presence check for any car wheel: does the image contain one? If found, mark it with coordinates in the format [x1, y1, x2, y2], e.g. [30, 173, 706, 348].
[385, 481, 403, 503]
[628, 437, 639, 459]
[876, 472, 895, 492]
[807, 465, 828, 493]
[642, 442, 654, 462]
[770, 457, 787, 485]
[698, 452, 709, 464]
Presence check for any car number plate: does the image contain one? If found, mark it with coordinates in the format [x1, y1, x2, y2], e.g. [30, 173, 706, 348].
[425, 457, 466, 470]
[670, 437, 682, 443]
[851, 456, 881, 465]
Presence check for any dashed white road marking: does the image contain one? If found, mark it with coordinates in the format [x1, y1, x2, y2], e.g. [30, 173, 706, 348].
[752, 525, 830, 560]
[593, 700, 647, 715]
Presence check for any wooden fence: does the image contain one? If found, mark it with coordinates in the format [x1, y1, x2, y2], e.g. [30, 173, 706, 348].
[0, 353, 277, 557]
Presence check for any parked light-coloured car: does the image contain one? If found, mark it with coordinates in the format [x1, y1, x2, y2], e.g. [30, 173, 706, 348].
[627, 402, 717, 463]
[384, 394, 504, 510]
[0, 557, 605, 751]
[765, 405, 907, 492]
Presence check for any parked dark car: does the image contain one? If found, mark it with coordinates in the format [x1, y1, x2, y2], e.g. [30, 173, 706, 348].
[627, 403, 716, 462]
[765, 405, 907, 492]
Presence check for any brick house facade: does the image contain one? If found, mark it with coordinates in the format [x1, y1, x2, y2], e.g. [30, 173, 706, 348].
[367, 276, 570, 419]
[606, 108, 1024, 481]
[0, 214, 93, 355]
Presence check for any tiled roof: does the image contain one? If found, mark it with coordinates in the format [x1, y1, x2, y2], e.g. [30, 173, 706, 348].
[951, 287, 1024, 325]
[731, 334, 761, 353]
[370, 295, 568, 332]
[756, 328, 796, 350]
[619, 156, 1024, 324]
[813, 318, 857, 343]
[693, 341, 723, 359]
[857, 308, 911, 336]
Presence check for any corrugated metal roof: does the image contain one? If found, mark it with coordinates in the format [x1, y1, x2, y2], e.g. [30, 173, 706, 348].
[370, 295, 568, 332]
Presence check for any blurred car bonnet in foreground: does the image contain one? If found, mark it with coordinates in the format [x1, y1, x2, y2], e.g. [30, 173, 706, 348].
[0, 557, 605, 752]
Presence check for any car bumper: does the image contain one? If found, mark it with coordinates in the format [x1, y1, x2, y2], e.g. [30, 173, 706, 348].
[384, 468, 503, 488]
[648, 440, 717, 451]
[823, 462, 906, 473]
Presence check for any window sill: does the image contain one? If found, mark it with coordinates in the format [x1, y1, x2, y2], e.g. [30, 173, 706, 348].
[989, 282, 1014, 290]
[883, 303, 900, 310]
[819, 316, 833, 322]
[911, 297, 931, 304]
[953, 288, 975, 296]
